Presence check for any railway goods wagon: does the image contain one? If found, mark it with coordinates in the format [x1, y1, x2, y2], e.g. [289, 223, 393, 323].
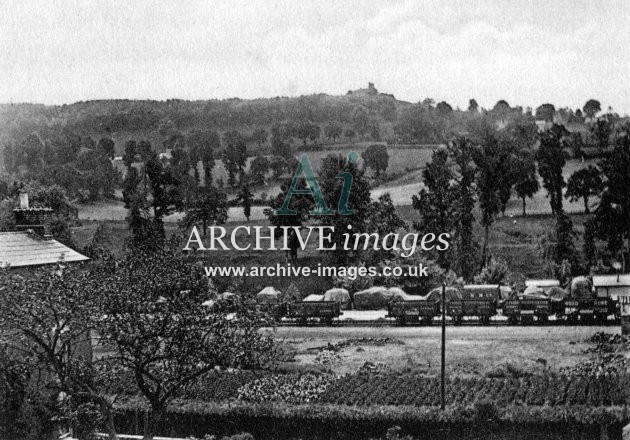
[286, 301, 342, 325]
[503, 298, 551, 325]
[563, 298, 615, 324]
[447, 299, 497, 325]
[244, 300, 288, 323]
[387, 300, 439, 325]
[262, 302, 288, 322]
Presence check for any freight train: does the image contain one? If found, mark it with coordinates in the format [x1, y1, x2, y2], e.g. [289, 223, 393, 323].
[254, 278, 627, 326]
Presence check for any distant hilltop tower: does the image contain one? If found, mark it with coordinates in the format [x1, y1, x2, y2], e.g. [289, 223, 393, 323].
[347, 82, 378, 96]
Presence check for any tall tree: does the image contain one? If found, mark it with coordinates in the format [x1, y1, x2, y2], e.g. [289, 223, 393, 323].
[123, 140, 137, 168]
[471, 130, 516, 265]
[251, 128, 268, 148]
[536, 124, 568, 215]
[238, 183, 254, 222]
[223, 131, 248, 186]
[343, 128, 356, 143]
[318, 153, 372, 265]
[187, 129, 220, 186]
[98, 137, 116, 160]
[145, 152, 183, 234]
[412, 147, 456, 268]
[591, 119, 611, 151]
[583, 219, 598, 269]
[593, 133, 630, 270]
[565, 165, 603, 213]
[249, 155, 270, 186]
[324, 122, 342, 142]
[362, 144, 389, 177]
[450, 138, 478, 281]
[535, 103, 556, 122]
[183, 185, 228, 236]
[583, 99, 601, 118]
[514, 150, 540, 216]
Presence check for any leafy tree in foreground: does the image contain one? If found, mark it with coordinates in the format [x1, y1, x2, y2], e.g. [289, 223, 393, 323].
[92, 246, 274, 439]
[565, 165, 603, 214]
[0, 265, 120, 439]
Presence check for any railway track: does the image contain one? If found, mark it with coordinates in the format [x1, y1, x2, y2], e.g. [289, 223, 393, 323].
[273, 318, 621, 327]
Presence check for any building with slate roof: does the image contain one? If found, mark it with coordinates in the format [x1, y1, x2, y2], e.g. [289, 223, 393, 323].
[0, 193, 88, 269]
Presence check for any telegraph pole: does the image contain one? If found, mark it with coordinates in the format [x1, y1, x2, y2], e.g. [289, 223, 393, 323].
[441, 281, 446, 410]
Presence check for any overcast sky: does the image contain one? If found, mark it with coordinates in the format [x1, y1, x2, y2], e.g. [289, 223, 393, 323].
[1, 0, 628, 113]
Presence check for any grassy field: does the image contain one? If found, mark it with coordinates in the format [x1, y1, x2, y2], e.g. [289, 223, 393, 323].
[271, 326, 618, 377]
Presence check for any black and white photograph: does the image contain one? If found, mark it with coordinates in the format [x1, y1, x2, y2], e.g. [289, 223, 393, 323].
[1, 1, 630, 439]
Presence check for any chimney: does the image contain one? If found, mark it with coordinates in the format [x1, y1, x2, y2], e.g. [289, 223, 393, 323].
[19, 192, 29, 208]
[13, 193, 54, 240]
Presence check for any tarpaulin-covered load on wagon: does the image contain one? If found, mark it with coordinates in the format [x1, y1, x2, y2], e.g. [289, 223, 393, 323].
[323, 288, 351, 309]
[570, 276, 593, 298]
[302, 294, 324, 302]
[256, 286, 282, 304]
[388, 287, 424, 302]
[547, 286, 568, 302]
[521, 285, 547, 299]
[421, 286, 463, 302]
[353, 286, 394, 310]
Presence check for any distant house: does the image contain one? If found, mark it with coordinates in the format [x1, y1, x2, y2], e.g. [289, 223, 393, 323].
[592, 274, 630, 300]
[0, 193, 88, 269]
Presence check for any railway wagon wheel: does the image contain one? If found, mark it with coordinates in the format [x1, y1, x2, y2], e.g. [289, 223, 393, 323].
[521, 315, 534, 326]
[452, 315, 463, 326]
[479, 315, 490, 325]
[298, 316, 308, 326]
[507, 315, 519, 326]
[397, 316, 407, 326]
[537, 314, 549, 325]
[420, 316, 433, 326]
[323, 317, 334, 327]
[566, 315, 578, 325]
[580, 314, 594, 326]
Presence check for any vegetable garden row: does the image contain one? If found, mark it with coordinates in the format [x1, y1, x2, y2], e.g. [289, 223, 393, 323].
[170, 370, 630, 407]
